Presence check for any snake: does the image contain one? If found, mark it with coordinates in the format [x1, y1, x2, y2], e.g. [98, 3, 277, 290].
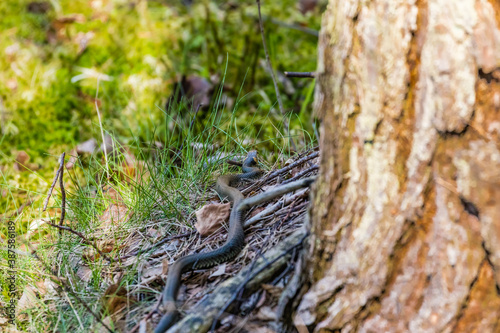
[154, 151, 263, 333]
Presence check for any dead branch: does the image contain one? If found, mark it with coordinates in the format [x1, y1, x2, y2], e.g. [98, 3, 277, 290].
[284, 71, 316, 78]
[44, 221, 114, 262]
[244, 188, 309, 227]
[43, 152, 65, 211]
[165, 229, 307, 333]
[239, 176, 315, 212]
[242, 151, 318, 195]
[58, 154, 66, 233]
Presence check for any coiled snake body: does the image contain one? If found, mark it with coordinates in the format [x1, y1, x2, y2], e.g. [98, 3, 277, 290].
[155, 151, 262, 333]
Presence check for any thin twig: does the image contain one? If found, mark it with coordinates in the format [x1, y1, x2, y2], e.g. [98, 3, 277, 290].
[281, 164, 318, 185]
[239, 177, 315, 213]
[266, 16, 319, 37]
[284, 71, 316, 78]
[256, 0, 296, 151]
[95, 78, 109, 179]
[244, 188, 308, 227]
[58, 153, 66, 234]
[45, 221, 113, 262]
[43, 153, 66, 211]
[242, 151, 318, 195]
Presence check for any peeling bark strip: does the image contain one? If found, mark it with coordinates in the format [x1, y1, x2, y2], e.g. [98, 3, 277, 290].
[298, 0, 500, 332]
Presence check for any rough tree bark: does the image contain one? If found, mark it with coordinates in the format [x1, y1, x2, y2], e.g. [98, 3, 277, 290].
[295, 0, 500, 332]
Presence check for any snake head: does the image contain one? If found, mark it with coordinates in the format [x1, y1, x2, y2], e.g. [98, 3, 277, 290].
[244, 150, 258, 167]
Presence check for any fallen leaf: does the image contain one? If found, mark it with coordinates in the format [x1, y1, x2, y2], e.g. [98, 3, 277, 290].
[208, 263, 226, 279]
[167, 75, 212, 109]
[26, 219, 46, 238]
[17, 286, 38, 314]
[186, 286, 204, 299]
[195, 203, 230, 236]
[96, 239, 116, 253]
[65, 149, 78, 169]
[14, 151, 38, 172]
[147, 227, 160, 238]
[101, 284, 130, 315]
[76, 138, 97, 154]
[243, 324, 277, 333]
[43, 278, 58, 299]
[142, 263, 163, 279]
[82, 248, 99, 262]
[100, 204, 129, 227]
[35, 280, 47, 297]
[76, 265, 92, 283]
[162, 258, 169, 276]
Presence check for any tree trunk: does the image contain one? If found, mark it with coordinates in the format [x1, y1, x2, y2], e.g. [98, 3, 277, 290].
[295, 0, 500, 332]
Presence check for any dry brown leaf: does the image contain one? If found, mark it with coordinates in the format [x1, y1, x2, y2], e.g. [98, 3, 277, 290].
[142, 264, 163, 279]
[82, 248, 99, 262]
[147, 227, 160, 238]
[167, 75, 212, 109]
[298, 0, 318, 14]
[1, 326, 24, 333]
[256, 291, 267, 308]
[16, 286, 37, 314]
[101, 284, 130, 316]
[100, 204, 129, 227]
[34, 280, 47, 297]
[0, 316, 8, 326]
[76, 138, 97, 154]
[195, 203, 230, 236]
[96, 239, 116, 253]
[14, 151, 38, 172]
[208, 263, 226, 279]
[76, 265, 92, 283]
[43, 278, 58, 299]
[162, 258, 169, 276]
[65, 149, 78, 169]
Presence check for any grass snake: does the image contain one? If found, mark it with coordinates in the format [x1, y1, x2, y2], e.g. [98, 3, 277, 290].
[154, 151, 263, 333]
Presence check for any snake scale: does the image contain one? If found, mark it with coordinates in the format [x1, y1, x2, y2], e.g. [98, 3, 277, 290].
[154, 151, 263, 333]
